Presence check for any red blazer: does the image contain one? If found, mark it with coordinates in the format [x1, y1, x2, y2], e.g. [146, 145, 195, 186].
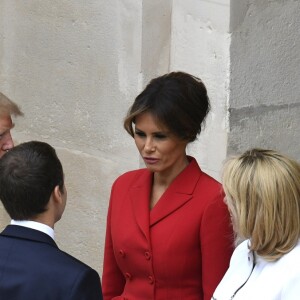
[102, 157, 233, 300]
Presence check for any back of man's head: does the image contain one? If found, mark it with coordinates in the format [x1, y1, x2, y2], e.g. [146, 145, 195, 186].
[0, 141, 64, 220]
[0, 92, 23, 117]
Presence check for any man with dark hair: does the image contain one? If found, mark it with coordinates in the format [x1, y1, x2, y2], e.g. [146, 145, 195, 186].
[0, 141, 103, 300]
[0, 92, 23, 157]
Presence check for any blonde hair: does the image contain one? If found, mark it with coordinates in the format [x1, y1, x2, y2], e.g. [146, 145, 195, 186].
[222, 149, 300, 261]
[0, 92, 23, 117]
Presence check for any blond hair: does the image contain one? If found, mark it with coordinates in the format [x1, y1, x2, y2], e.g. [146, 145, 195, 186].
[0, 92, 23, 117]
[222, 148, 300, 261]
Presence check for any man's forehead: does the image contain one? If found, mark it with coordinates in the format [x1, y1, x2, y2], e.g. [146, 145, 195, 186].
[0, 114, 14, 131]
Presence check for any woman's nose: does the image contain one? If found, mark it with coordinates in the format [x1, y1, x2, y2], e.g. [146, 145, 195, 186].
[144, 138, 155, 152]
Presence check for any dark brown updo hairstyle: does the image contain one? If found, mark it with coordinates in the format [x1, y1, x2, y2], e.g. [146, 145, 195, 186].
[124, 71, 210, 142]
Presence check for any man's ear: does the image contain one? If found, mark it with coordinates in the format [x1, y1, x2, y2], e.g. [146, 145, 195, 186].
[53, 185, 63, 204]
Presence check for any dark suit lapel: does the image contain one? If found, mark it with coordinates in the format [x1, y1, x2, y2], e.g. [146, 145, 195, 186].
[130, 170, 152, 241]
[1, 225, 58, 248]
[150, 157, 202, 226]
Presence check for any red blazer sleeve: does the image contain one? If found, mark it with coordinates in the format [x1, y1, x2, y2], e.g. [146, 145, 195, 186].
[102, 185, 126, 300]
[200, 192, 234, 300]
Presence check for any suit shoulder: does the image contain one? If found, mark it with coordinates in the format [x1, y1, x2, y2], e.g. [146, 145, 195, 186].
[54, 248, 98, 274]
[27, 243, 99, 280]
[199, 170, 222, 188]
[188, 156, 221, 186]
[190, 169, 225, 211]
[112, 168, 148, 187]
[195, 170, 223, 200]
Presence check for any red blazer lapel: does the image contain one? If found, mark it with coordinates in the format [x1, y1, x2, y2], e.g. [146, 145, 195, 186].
[130, 170, 153, 241]
[150, 157, 202, 226]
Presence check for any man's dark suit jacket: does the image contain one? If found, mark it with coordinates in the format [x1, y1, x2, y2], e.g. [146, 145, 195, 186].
[0, 225, 103, 300]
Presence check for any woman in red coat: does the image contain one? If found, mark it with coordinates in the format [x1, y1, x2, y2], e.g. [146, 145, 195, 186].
[102, 72, 234, 300]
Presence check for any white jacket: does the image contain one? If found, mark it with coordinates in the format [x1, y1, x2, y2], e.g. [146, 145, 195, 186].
[212, 239, 300, 300]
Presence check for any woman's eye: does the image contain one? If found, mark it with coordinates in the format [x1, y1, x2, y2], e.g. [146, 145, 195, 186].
[134, 131, 145, 137]
[154, 134, 167, 139]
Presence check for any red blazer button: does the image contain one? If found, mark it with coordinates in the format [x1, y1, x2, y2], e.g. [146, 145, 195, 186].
[119, 249, 126, 257]
[148, 275, 154, 284]
[125, 272, 132, 280]
[144, 251, 151, 260]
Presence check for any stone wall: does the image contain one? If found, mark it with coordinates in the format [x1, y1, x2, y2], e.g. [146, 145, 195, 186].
[228, 0, 300, 160]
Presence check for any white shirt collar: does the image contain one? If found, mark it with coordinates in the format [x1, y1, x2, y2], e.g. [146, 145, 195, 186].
[10, 219, 55, 240]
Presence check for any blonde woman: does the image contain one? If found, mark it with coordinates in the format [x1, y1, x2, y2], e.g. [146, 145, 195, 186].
[212, 148, 300, 300]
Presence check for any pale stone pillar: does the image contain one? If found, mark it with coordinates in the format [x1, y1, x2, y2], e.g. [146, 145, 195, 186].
[170, 0, 231, 180]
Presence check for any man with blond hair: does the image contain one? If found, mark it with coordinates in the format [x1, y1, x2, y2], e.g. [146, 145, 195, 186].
[0, 92, 23, 157]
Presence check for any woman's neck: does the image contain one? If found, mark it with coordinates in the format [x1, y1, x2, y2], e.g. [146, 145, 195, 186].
[150, 156, 189, 209]
[153, 156, 189, 187]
